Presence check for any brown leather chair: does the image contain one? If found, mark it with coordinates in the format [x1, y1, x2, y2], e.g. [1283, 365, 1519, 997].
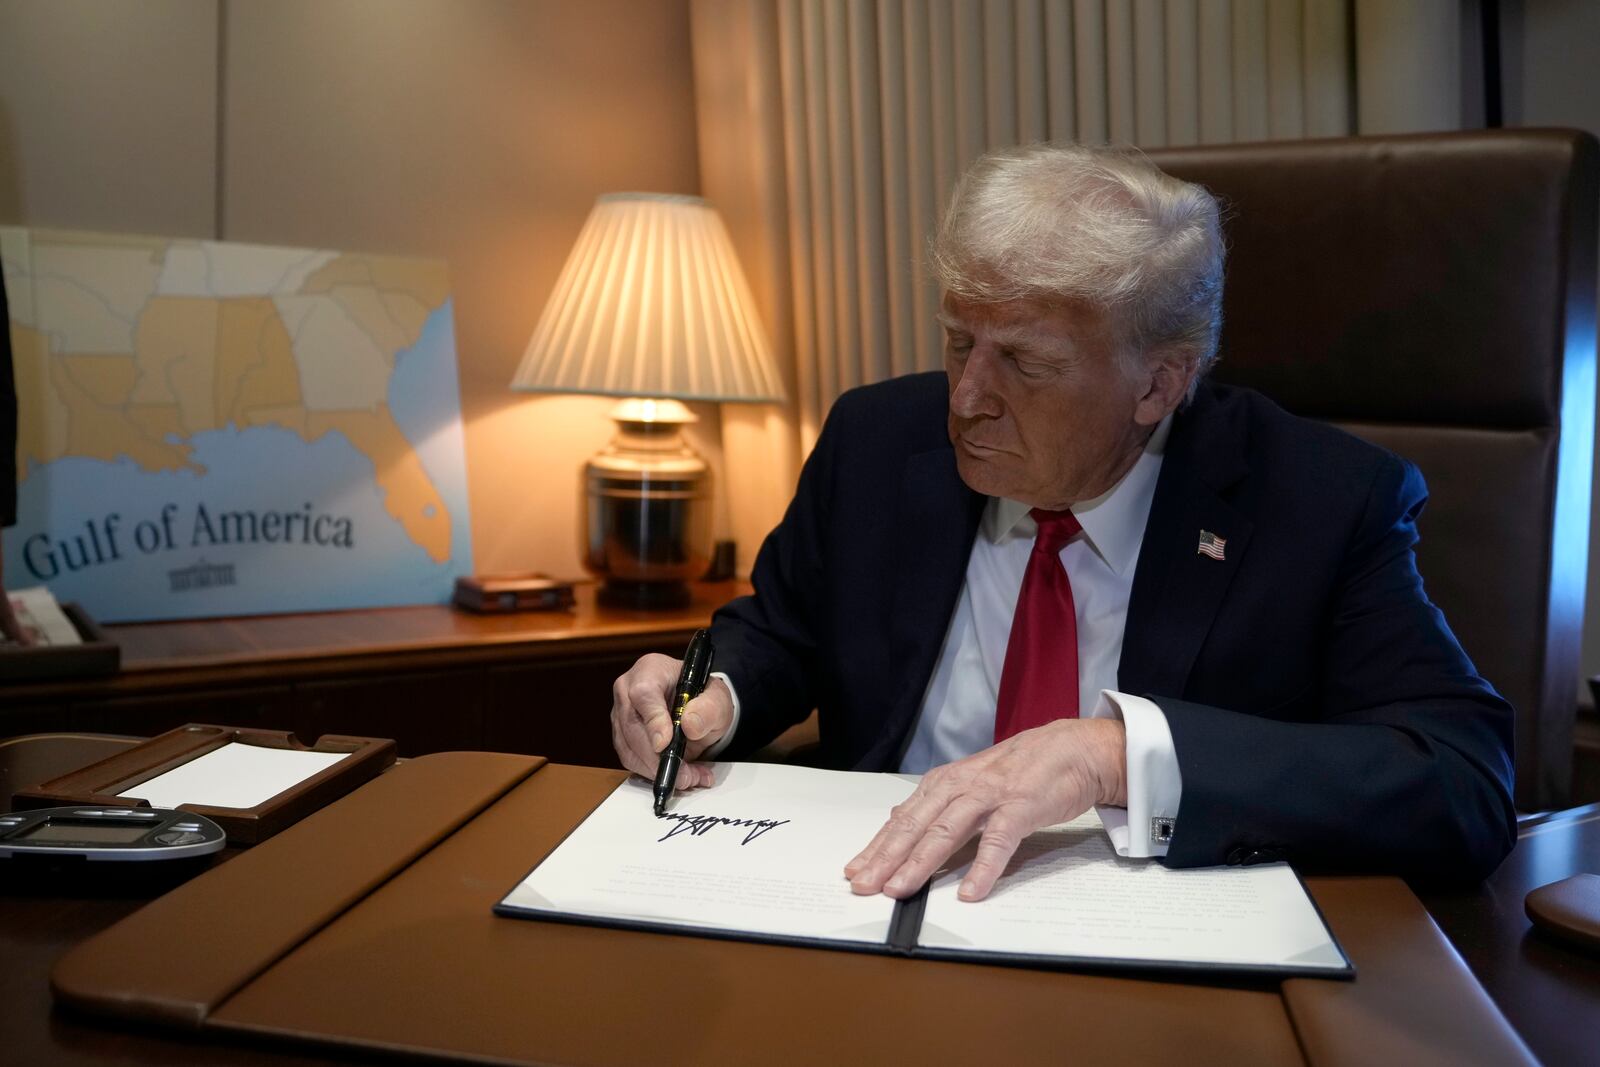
[1149, 129, 1598, 810]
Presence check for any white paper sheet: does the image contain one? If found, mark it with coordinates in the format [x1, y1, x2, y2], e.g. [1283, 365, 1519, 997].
[500, 764, 1344, 973]
[117, 742, 352, 810]
[498, 762, 917, 944]
[7, 586, 81, 646]
[917, 811, 1346, 970]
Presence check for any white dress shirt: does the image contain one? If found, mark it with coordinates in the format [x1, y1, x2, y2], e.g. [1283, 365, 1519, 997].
[898, 415, 1180, 857]
[714, 417, 1182, 857]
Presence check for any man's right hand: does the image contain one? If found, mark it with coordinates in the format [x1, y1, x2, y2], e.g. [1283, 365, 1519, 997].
[609, 653, 734, 791]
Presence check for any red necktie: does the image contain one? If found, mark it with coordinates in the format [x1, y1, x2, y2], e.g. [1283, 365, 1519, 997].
[993, 508, 1082, 742]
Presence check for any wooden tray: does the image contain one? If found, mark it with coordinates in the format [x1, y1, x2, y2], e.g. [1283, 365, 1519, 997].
[0, 603, 120, 683]
[10, 723, 395, 844]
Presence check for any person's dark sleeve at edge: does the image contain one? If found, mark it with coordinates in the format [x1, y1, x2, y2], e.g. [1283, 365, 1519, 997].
[1, 270, 25, 646]
[1, 271, 15, 529]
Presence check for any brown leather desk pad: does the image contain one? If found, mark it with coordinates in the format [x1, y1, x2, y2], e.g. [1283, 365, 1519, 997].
[51, 753, 1536, 1066]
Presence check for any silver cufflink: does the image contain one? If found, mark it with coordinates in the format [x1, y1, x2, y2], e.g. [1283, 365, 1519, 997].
[1151, 817, 1175, 844]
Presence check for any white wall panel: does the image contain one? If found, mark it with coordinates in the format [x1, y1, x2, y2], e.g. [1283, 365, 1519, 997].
[1303, 0, 1351, 137]
[1231, 0, 1270, 141]
[1197, 0, 1234, 143]
[1073, 0, 1110, 143]
[1354, 0, 1460, 133]
[0, 0, 217, 237]
[1165, 0, 1202, 147]
[1133, 0, 1168, 146]
[1266, 0, 1305, 138]
[1044, 1, 1078, 141]
[1016, 0, 1049, 143]
[1105, 1, 1138, 143]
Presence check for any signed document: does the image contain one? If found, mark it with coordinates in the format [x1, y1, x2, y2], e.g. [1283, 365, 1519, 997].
[494, 763, 1351, 978]
[497, 762, 916, 945]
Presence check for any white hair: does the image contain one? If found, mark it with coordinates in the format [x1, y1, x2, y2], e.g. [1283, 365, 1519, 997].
[932, 143, 1225, 387]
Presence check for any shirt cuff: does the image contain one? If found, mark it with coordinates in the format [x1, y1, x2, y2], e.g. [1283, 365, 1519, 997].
[699, 671, 741, 758]
[1086, 690, 1182, 858]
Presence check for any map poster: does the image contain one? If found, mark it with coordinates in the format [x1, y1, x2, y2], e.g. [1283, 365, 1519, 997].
[1, 227, 474, 622]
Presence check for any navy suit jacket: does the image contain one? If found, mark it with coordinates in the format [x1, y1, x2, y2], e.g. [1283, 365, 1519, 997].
[710, 371, 1516, 881]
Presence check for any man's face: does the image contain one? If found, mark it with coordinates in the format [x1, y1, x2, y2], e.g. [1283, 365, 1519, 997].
[942, 293, 1168, 509]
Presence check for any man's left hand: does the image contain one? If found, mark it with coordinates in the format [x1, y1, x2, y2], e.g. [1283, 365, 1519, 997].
[844, 718, 1128, 902]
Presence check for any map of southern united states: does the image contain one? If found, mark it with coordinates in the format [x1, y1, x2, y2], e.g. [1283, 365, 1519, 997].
[2, 229, 454, 563]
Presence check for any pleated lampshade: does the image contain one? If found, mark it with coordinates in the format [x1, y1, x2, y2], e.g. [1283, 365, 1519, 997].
[511, 193, 785, 403]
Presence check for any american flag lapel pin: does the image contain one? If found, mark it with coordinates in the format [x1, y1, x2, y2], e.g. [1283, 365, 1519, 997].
[1197, 529, 1227, 560]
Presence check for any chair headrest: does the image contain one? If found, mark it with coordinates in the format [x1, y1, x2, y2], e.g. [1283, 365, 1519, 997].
[1148, 129, 1598, 429]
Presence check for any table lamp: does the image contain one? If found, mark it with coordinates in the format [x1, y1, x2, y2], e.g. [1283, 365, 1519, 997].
[511, 193, 785, 609]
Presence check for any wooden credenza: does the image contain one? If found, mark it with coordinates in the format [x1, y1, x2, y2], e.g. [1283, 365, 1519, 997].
[0, 582, 747, 767]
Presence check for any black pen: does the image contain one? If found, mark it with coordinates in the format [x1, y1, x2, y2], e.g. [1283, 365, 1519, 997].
[653, 628, 715, 816]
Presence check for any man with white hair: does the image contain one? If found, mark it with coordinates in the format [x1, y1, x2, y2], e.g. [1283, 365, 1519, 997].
[610, 143, 1516, 900]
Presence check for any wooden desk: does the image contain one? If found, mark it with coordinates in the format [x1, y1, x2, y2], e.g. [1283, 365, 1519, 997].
[1416, 802, 1600, 1067]
[1, 732, 338, 1067]
[0, 582, 746, 766]
[2, 745, 1536, 1066]
[2, 736, 1589, 1065]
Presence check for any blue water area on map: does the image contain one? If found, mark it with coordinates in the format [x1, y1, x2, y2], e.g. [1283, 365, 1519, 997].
[388, 299, 474, 578]
[4, 303, 475, 623]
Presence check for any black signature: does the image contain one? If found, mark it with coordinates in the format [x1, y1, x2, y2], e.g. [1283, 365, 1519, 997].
[656, 812, 791, 845]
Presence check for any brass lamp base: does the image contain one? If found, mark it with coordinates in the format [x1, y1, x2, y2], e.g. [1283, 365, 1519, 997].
[583, 399, 712, 611]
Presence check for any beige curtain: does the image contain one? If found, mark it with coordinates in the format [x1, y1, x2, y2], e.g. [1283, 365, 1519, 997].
[693, 0, 1361, 570]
